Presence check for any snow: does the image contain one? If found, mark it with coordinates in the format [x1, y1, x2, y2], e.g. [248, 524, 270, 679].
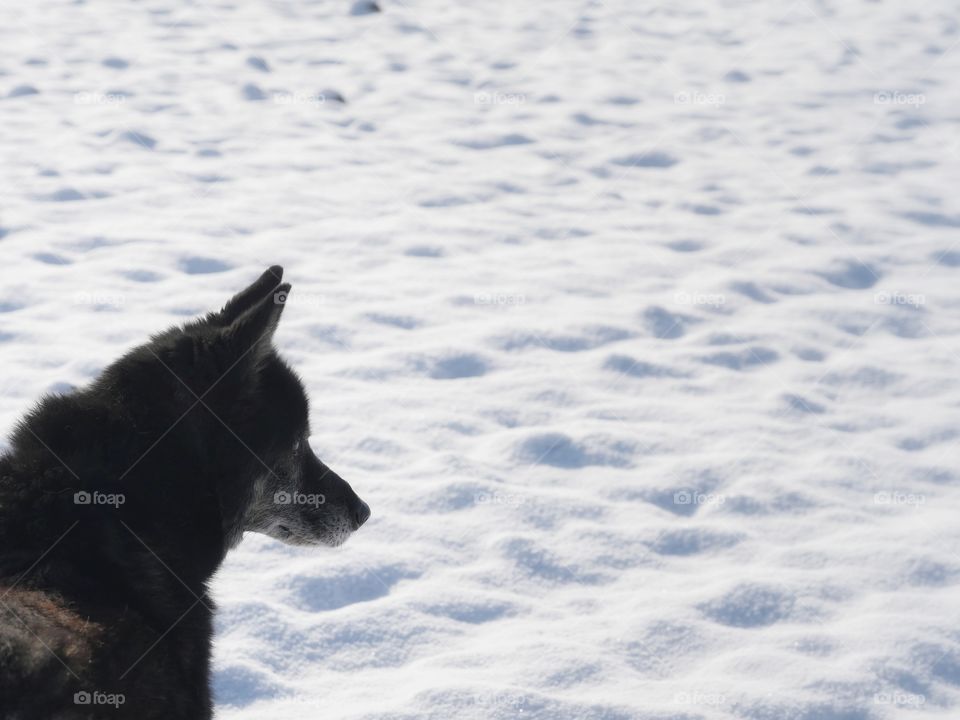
[2, 0, 960, 718]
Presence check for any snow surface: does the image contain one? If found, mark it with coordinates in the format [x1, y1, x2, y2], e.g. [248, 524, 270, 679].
[2, 1, 960, 718]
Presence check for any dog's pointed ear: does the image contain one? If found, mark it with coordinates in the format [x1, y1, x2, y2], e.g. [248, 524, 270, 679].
[210, 266, 284, 327]
[224, 282, 291, 356]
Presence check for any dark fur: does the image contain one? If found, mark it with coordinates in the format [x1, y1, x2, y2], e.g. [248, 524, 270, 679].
[0, 267, 369, 719]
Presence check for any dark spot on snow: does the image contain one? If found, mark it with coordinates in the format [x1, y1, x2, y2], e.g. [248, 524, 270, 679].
[513, 432, 634, 469]
[730, 281, 775, 304]
[500, 537, 606, 584]
[571, 112, 613, 127]
[783, 394, 825, 414]
[643, 306, 685, 339]
[286, 564, 417, 612]
[365, 313, 421, 330]
[350, 0, 381, 15]
[8, 85, 39, 98]
[649, 528, 741, 556]
[611, 151, 678, 168]
[242, 83, 267, 101]
[665, 239, 704, 252]
[808, 165, 839, 177]
[121, 269, 162, 283]
[454, 134, 535, 150]
[495, 326, 631, 352]
[405, 245, 443, 257]
[180, 257, 233, 275]
[213, 665, 284, 708]
[794, 347, 825, 362]
[818, 260, 879, 289]
[604, 354, 686, 378]
[118, 131, 157, 150]
[895, 115, 925, 130]
[45, 188, 86, 202]
[701, 347, 779, 370]
[246, 56, 270, 72]
[933, 250, 960, 267]
[319, 88, 346, 103]
[420, 600, 514, 624]
[820, 365, 902, 389]
[700, 583, 795, 627]
[34, 253, 71, 265]
[606, 96, 639, 106]
[902, 211, 960, 228]
[426, 353, 489, 379]
[688, 204, 722, 215]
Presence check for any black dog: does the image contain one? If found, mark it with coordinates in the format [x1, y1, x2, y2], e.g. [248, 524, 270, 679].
[0, 267, 369, 719]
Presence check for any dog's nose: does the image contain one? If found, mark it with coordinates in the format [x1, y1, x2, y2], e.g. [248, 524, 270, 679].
[352, 500, 371, 529]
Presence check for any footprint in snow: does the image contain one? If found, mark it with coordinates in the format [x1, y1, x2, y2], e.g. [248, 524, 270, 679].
[642, 487, 720, 517]
[423, 353, 489, 380]
[783, 394, 826, 414]
[42, 188, 86, 202]
[686, 203, 723, 215]
[180, 257, 233, 275]
[286, 564, 418, 612]
[513, 432, 635, 469]
[416, 598, 516, 624]
[664, 239, 704, 252]
[8, 85, 40, 98]
[730, 280, 776, 304]
[642, 306, 687, 340]
[213, 664, 285, 708]
[649, 528, 742, 556]
[405, 245, 443, 257]
[817, 259, 880, 289]
[499, 536, 606, 585]
[246, 56, 269, 72]
[121, 269, 163, 283]
[794, 346, 825, 362]
[932, 249, 960, 266]
[494, 325, 631, 352]
[611, 151, 678, 168]
[242, 83, 267, 101]
[453, 133, 535, 150]
[414, 481, 493, 513]
[700, 583, 795, 627]
[365, 312, 421, 330]
[819, 365, 901, 389]
[603, 354, 686, 379]
[117, 130, 157, 150]
[350, 0, 381, 15]
[724, 69, 751, 82]
[34, 252, 71, 265]
[901, 212, 960, 228]
[700, 346, 779, 371]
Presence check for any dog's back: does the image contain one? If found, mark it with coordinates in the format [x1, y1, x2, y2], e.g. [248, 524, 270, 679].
[0, 452, 214, 720]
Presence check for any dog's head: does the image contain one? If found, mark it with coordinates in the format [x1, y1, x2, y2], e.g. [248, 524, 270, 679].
[139, 266, 370, 548]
